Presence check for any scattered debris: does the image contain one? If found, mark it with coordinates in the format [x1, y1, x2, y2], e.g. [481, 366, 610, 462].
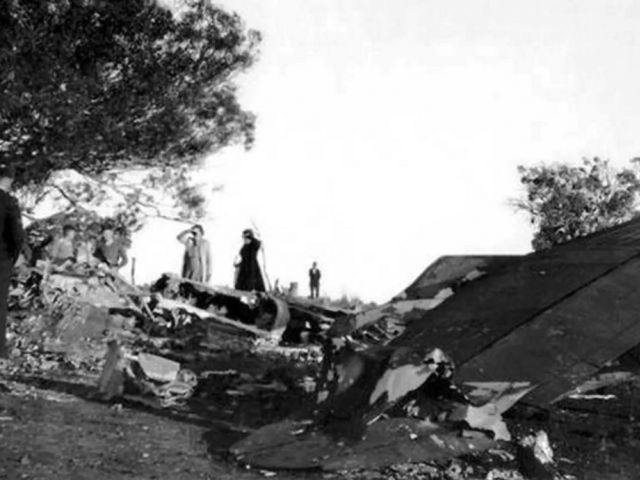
[12, 222, 640, 479]
[96, 341, 198, 407]
[485, 469, 525, 480]
[232, 343, 528, 470]
[517, 431, 557, 480]
[231, 418, 496, 471]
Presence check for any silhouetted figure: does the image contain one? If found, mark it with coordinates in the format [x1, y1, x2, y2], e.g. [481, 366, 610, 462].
[0, 164, 24, 358]
[234, 229, 265, 292]
[177, 224, 211, 283]
[309, 261, 321, 299]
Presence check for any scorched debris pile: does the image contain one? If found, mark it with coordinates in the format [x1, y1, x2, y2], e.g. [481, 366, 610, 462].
[7, 216, 640, 479]
[233, 217, 640, 478]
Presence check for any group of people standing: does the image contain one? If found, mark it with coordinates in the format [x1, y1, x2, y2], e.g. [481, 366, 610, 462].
[177, 225, 267, 292]
[0, 161, 325, 358]
[177, 225, 322, 298]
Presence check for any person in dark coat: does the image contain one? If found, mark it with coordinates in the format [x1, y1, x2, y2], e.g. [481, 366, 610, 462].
[309, 261, 321, 299]
[94, 224, 128, 271]
[0, 164, 24, 358]
[234, 229, 265, 292]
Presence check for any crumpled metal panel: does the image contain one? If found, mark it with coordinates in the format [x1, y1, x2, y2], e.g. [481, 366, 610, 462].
[457, 256, 640, 405]
[402, 255, 521, 300]
[392, 217, 640, 407]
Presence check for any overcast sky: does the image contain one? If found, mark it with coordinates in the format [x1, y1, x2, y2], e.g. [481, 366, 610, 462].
[156, 0, 640, 302]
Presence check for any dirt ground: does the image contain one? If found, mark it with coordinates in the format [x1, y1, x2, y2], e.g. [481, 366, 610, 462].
[3, 324, 640, 480]
[0, 352, 318, 480]
[3, 371, 640, 480]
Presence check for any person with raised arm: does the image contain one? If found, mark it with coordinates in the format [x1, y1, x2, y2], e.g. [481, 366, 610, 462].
[177, 224, 211, 283]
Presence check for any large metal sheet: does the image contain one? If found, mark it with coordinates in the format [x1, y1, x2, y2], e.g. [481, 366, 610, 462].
[454, 256, 640, 406]
[390, 218, 640, 407]
[403, 255, 520, 300]
[393, 245, 640, 365]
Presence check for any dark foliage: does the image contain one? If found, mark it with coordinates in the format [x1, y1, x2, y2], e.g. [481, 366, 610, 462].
[515, 158, 640, 250]
[0, 0, 260, 185]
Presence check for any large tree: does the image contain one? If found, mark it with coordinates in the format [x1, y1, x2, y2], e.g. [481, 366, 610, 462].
[515, 157, 640, 251]
[0, 0, 260, 185]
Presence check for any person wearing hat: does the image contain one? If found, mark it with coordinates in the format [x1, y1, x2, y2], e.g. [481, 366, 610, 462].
[0, 164, 24, 358]
[234, 229, 265, 292]
[309, 261, 321, 299]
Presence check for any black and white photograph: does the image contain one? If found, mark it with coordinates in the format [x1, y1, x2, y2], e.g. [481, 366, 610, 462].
[2, 0, 640, 478]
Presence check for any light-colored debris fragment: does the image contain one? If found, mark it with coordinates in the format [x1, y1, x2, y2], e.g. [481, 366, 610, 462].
[566, 371, 636, 397]
[519, 431, 554, 465]
[369, 348, 450, 405]
[136, 353, 180, 383]
[485, 469, 525, 480]
[369, 363, 434, 405]
[568, 393, 616, 401]
[489, 448, 516, 461]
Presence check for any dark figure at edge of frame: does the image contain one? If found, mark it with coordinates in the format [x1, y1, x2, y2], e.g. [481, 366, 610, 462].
[0, 164, 24, 359]
[234, 229, 265, 292]
[309, 261, 321, 299]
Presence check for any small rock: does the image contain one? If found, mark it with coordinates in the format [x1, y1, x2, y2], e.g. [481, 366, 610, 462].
[486, 469, 524, 480]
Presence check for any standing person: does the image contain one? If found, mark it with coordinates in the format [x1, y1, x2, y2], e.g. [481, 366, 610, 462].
[49, 224, 77, 268]
[177, 224, 211, 283]
[309, 261, 321, 299]
[0, 164, 24, 359]
[94, 224, 128, 271]
[234, 229, 265, 292]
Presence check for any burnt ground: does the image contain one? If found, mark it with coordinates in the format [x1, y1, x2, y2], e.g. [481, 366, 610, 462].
[2, 329, 640, 479]
[0, 344, 317, 480]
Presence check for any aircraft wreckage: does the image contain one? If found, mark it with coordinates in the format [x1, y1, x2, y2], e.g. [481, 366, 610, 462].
[232, 217, 640, 472]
